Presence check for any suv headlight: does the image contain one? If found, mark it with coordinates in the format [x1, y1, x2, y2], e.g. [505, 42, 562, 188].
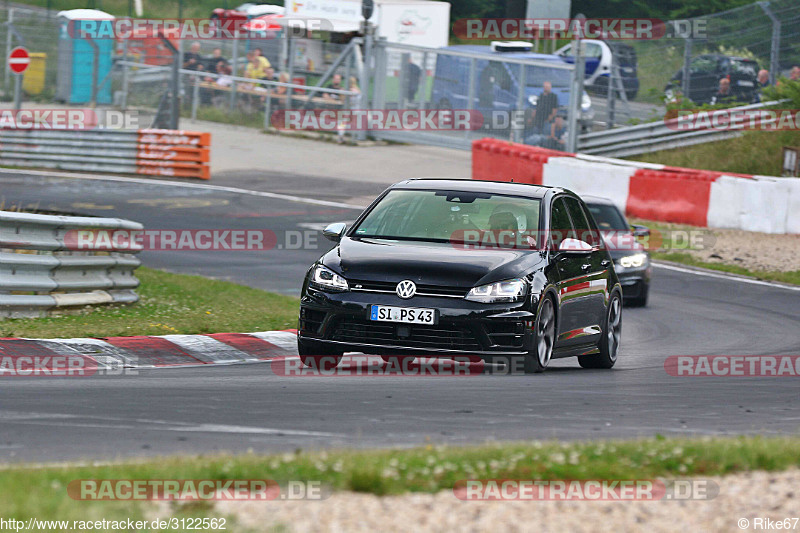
[465, 278, 527, 303]
[617, 253, 648, 269]
[310, 265, 349, 291]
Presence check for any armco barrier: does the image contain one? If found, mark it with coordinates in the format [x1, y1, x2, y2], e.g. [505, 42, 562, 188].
[0, 129, 210, 180]
[0, 211, 142, 318]
[471, 138, 800, 234]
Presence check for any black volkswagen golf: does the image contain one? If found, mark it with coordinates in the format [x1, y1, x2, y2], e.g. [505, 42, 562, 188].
[298, 179, 623, 373]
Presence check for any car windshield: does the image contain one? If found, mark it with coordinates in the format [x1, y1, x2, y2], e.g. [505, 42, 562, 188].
[585, 202, 629, 231]
[352, 189, 541, 244]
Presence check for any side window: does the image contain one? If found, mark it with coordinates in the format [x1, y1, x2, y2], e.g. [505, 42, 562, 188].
[584, 42, 603, 59]
[549, 197, 575, 250]
[690, 56, 716, 75]
[563, 197, 601, 247]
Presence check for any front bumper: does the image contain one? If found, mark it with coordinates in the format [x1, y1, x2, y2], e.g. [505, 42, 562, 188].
[614, 264, 651, 299]
[298, 286, 537, 359]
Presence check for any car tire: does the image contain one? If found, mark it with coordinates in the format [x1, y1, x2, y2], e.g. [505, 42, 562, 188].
[522, 296, 556, 374]
[578, 291, 621, 369]
[298, 338, 343, 370]
[626, 284, 649, 307]
[381, 355, 416, 366]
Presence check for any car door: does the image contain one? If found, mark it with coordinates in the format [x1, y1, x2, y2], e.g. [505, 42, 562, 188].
[549, 196, 589, 347]
[563, 196, 611, 339]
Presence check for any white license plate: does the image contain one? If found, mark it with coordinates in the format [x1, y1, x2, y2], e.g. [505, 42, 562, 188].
[369, 305, 436, 324]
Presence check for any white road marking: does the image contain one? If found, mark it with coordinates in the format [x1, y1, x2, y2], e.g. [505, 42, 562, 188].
[0, 168, 365, 210]
[653, 261, 800, 292]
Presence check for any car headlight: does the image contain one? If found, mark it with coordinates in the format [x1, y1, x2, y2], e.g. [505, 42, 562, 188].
[310, 265, 349, 292]
[527, 94, 538, 107]
[617, 253, 648, 269]
[581, 91, 592, 111]
[465, 278, 527, 303]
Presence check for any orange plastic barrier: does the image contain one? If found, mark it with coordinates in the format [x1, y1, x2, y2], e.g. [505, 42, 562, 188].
[136, 129, 211, 180]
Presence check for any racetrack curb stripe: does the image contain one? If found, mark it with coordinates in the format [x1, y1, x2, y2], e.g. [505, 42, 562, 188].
[0, 331, 299, 372]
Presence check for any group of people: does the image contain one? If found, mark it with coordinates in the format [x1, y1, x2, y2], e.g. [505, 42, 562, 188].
[523, 81, 568, 151]
[183, 42, 359, 107]
[711, 65, 800, 105]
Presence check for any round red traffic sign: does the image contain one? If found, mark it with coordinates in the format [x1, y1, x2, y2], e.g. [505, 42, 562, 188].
[8, 46, 30, 74]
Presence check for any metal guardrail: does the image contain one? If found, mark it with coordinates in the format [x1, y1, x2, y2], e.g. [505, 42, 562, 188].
[0, 211, 143, 318]
[0, 128, 211, 179]
[577, 101, 783, 158]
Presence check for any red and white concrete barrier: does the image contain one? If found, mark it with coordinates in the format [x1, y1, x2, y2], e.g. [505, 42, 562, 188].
[472, 138, 799, 234]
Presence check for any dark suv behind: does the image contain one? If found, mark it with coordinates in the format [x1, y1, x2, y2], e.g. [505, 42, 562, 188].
[665, 54, 759, 105]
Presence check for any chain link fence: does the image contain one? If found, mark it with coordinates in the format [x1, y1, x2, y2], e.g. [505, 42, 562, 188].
[370, 40, 579, 151]
[587, 0, 800, 129]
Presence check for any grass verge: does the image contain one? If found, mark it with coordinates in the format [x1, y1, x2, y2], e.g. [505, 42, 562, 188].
[628, 130, 800, 176]
[629, 218, 800, 286]
[651, 252, 800, 286]
[0, 267, 299, 338]
[1, 436, 799, 524]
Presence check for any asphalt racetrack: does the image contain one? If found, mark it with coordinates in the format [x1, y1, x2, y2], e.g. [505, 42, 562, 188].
[1, 171, 798, 463]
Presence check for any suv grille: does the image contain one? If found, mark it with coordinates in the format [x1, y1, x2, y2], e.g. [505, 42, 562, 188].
[349, 279, 467, 298]
[330, 318, 481, 351]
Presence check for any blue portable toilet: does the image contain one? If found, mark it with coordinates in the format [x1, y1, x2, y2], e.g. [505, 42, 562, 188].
[56, 9, 115, 104]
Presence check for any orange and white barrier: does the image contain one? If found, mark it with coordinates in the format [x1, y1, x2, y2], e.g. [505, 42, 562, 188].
[472, 138, 799, 234]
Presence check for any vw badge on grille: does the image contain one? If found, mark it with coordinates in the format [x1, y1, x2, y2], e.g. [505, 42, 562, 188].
[396, 280, 416, 299]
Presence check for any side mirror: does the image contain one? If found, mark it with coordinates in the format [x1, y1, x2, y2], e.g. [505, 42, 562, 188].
[631, 224, 650, 237]
[558, 238, 594, 255]
[322, 222, 347, 243]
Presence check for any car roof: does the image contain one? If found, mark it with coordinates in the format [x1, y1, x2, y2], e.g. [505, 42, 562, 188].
[580, 195, 617, 206]
[440, 45, 567, 63]
[391, 178, 566, 199]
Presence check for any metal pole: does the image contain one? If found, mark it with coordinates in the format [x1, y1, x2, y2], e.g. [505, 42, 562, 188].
[758, 2, 780, 85]
[5, 8, 13, 92]
[606, 52, 615, 129]
[160, 33, 180, 129]
[191, 78, 199, 120]
[121, 38, 129, 110]
[363, 23, 373, 109]
[464, 57, 476, 141]
[229, 37, 238, 111]
[86, 37, 100, 107]
[13, 72, 21, 111]
[264, 90, 272, 130]
[682, 38, 692, 98]
[418, 51, 428, 109]
[566, 15, 585, 153]
[286, 32, 295, 111]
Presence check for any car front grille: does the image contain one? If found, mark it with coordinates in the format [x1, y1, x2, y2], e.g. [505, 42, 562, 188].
[349, 279, 468, 299]
[330, 318, 482, 351]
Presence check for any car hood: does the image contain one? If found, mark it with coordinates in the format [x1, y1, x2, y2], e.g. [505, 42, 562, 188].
[323, 237, 546, 288]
